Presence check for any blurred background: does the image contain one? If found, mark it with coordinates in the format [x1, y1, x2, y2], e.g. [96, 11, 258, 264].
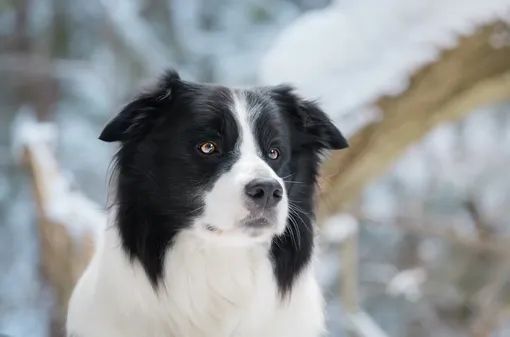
[1, 0, 510, 336]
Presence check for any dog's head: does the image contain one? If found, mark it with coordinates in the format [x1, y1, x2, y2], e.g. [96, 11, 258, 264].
[101, 70, 348, 287]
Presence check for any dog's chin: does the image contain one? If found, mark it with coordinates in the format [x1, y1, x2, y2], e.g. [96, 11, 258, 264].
[194, 218, 282, 246]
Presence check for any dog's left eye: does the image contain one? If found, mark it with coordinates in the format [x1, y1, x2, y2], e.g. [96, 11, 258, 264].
[267, 148, 280, 160]
[199, 142, 217, 154]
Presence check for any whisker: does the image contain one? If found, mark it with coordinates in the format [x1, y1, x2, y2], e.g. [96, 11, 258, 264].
[287, 202, 314, 235]
[286, 212, 300, 251]
[282, 180, 306, 185]
[272, 236, 285, 252]
[280, 173, 296, 180]
[288, 211, 302, 250]
[288, 200, 314, 219]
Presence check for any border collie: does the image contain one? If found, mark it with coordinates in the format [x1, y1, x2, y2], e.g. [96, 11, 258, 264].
[66, 69, 348, 337]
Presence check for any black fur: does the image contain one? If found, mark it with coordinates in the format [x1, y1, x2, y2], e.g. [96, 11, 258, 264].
[264, 85, 348, 295]
[100, 69, 348, 294]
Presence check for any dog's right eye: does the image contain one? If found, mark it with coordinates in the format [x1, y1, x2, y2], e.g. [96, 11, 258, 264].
[199, 142, 217, 155]
[267, 148, 280, 160]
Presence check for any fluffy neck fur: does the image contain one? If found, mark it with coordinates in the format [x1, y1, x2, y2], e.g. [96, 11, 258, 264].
[88, 225, 288, 337]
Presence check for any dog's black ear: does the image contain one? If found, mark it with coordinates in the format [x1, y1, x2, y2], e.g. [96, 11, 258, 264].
[99, 69, 181, 142]
[271, 85, 349, 150]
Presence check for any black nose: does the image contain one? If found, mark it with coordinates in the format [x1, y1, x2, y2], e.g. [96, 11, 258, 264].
[244, 179, 283, 209]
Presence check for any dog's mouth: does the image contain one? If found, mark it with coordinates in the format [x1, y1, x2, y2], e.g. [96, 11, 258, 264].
[205, 224, 219, 232]
[242, 217, 276, 238]
[204, 217, 274, 232]
[242, 217, 273, 228]
[203, 216, 275, 238]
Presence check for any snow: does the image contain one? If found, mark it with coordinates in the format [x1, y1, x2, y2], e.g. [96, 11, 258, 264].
[259, 0, 510, 135]
[11, 108, 58, 162]
[44, 175, 107, 240]
[346, 311, 390, 337]
[386, 267, 427, 302]
[11, 110, 106, 241]
[322, 213, 359, 244]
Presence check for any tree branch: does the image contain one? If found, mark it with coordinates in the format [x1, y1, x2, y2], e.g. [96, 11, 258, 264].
[317, 22, 510, 222]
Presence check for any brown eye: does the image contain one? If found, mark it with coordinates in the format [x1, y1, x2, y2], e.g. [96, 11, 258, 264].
[199, 142, 217, 154]
[268, 148, 280, 160]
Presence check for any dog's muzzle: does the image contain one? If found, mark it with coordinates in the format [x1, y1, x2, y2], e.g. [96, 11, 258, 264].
[243, 178, 283, 228]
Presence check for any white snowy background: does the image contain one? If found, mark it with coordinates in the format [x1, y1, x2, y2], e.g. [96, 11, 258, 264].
[1, 0, 510, 336]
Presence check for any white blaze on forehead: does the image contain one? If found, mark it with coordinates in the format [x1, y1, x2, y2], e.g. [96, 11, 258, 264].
[232, 90, 261, 156]
[229, 90, 282, 184]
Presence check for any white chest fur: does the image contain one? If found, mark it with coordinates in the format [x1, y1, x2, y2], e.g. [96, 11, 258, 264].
[67, 228, 325, 337]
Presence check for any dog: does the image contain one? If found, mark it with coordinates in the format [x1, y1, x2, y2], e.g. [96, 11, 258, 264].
[66, 69, 348, 337]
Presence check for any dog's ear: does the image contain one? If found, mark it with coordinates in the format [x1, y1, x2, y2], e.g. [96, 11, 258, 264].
[99, 69, 181, 142]
[271, 85, 349, 150]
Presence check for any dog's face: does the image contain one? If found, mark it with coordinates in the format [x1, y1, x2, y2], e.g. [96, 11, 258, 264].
[100, 70, 348, 285]
[189, 90, 291, 245]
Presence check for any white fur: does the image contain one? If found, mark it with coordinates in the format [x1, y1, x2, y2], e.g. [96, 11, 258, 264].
[67, 227, 325, 337]
[66, 91, 325, 336]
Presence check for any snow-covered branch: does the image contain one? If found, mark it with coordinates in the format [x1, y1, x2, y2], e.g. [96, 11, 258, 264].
[13, 111, 107, 238]
[12, 110, 106, 321]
